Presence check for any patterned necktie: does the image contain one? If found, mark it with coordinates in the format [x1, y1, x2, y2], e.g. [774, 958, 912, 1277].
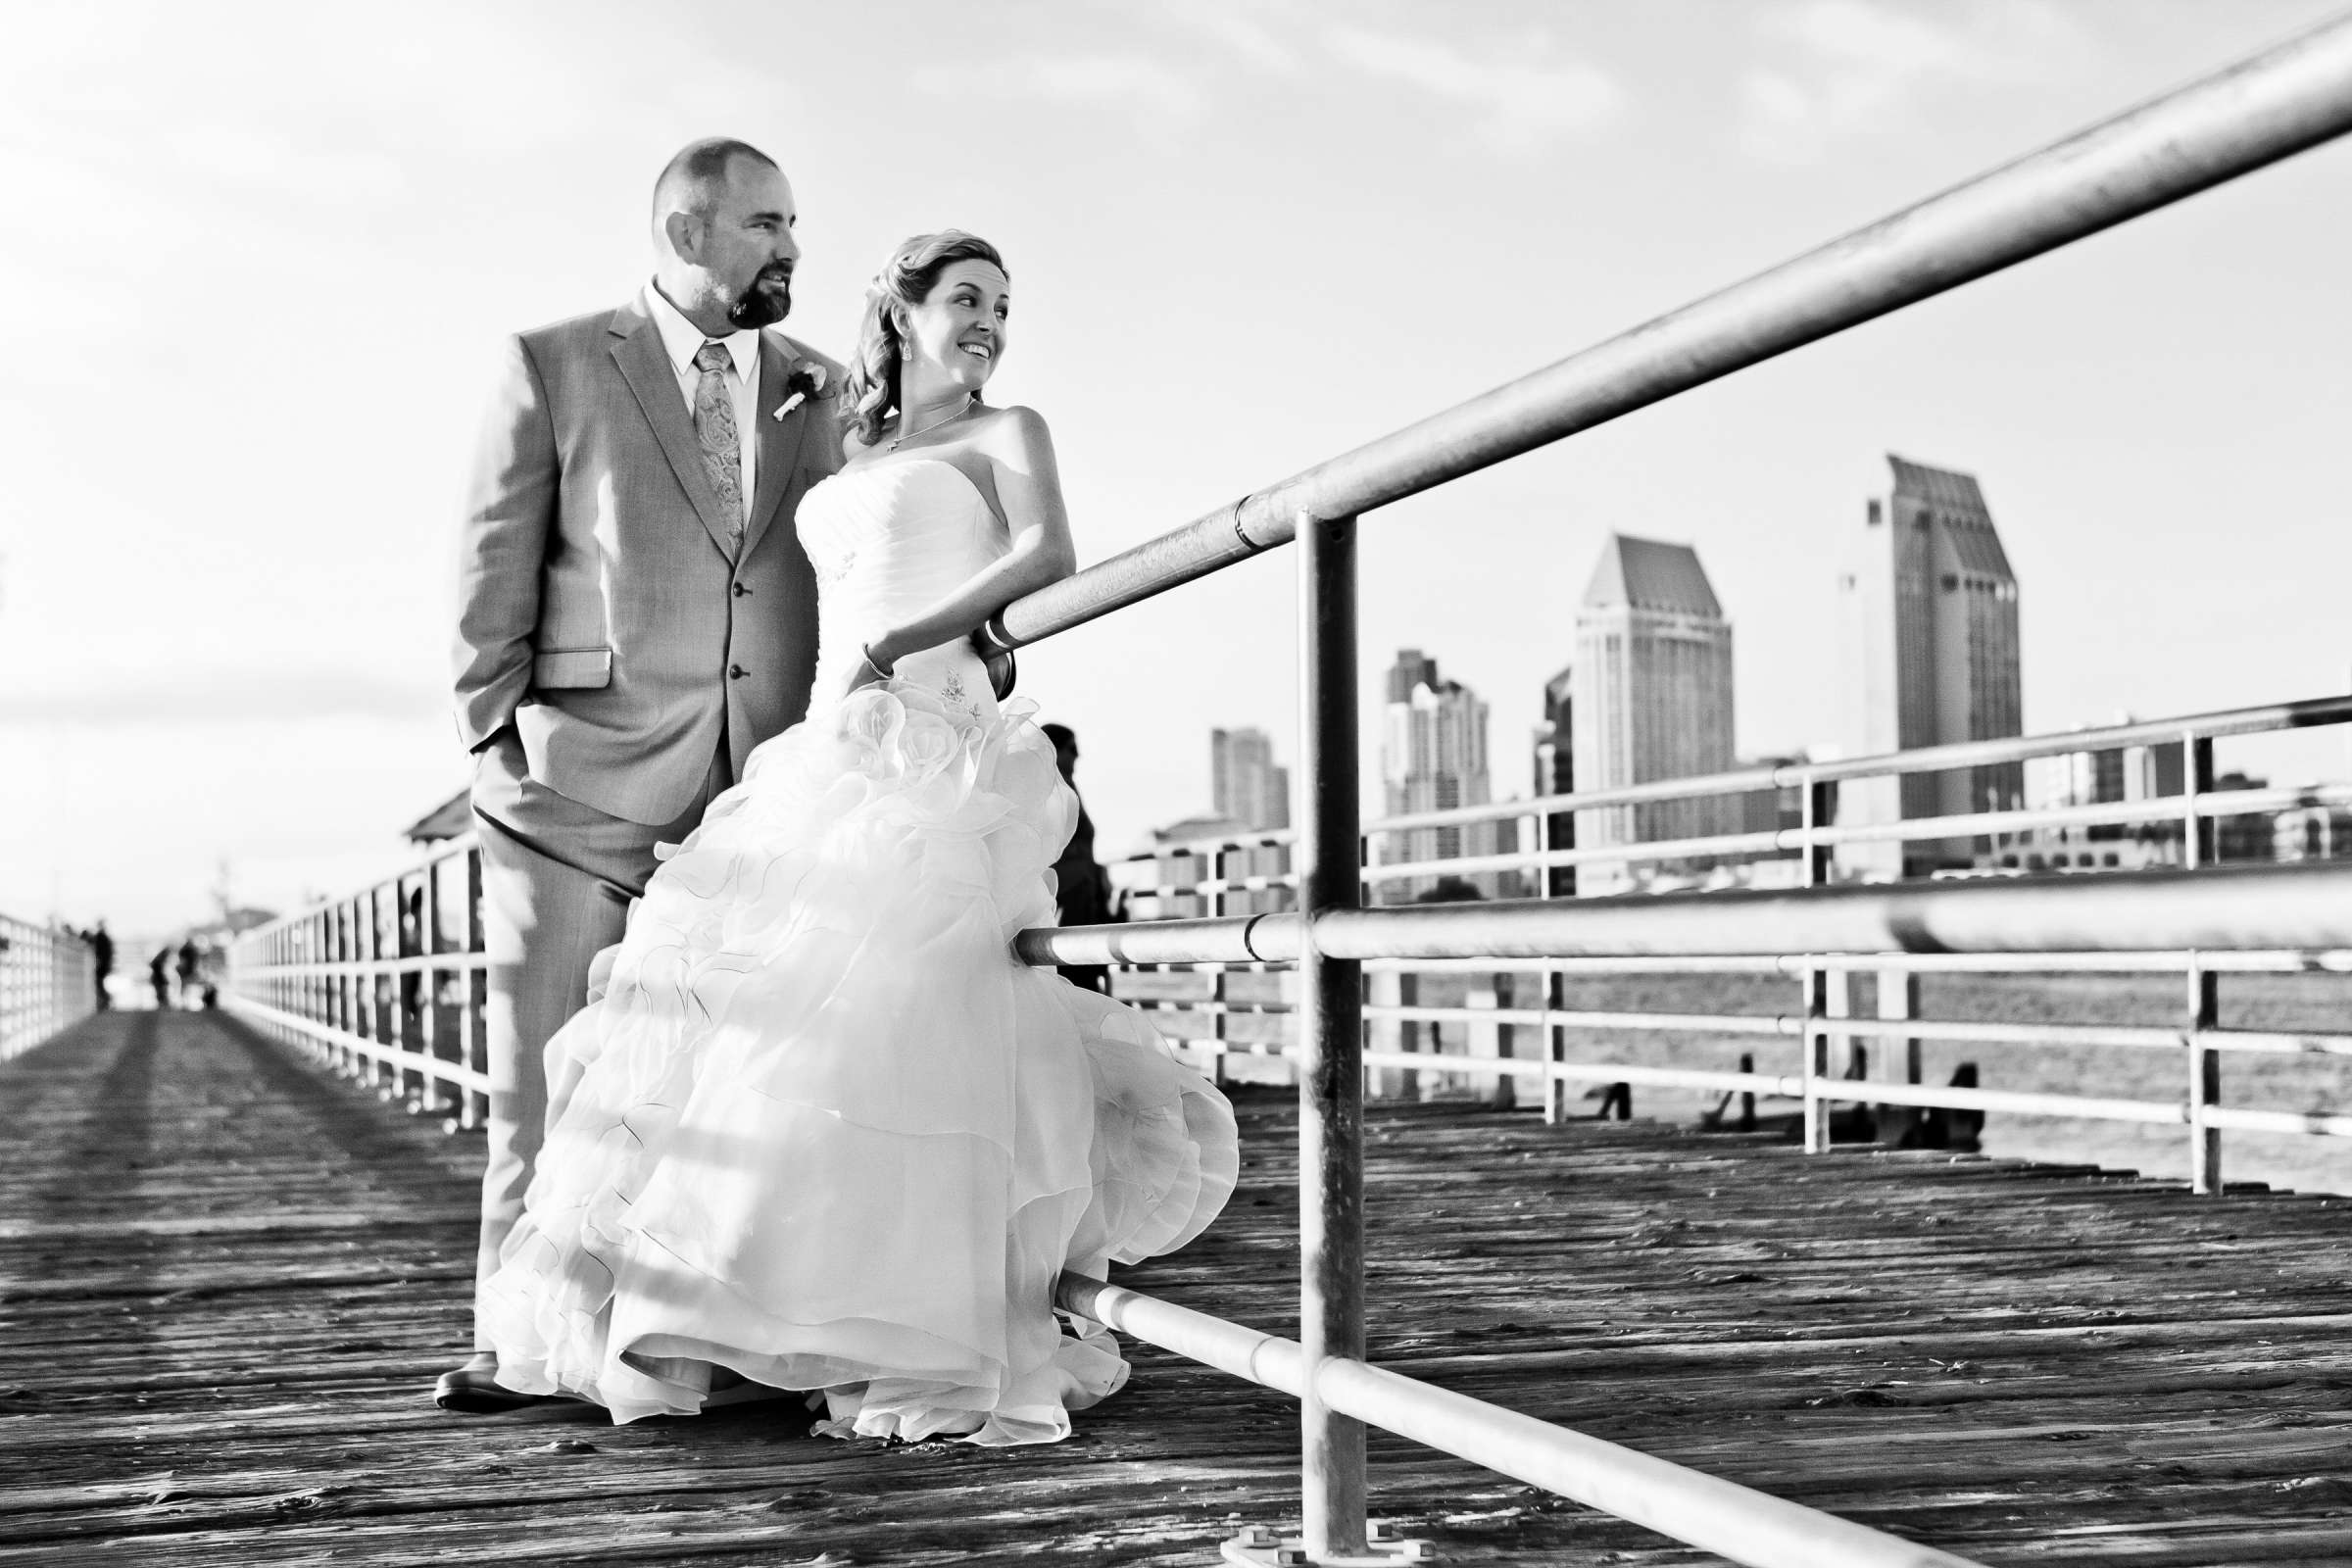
[692, 340, 746, 546]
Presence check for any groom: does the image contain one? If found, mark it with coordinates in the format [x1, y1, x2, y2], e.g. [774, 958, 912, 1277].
[442, 138, 846, 1411]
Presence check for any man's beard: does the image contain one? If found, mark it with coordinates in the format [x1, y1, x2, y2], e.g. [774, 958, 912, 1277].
[727, 268, 792, 329]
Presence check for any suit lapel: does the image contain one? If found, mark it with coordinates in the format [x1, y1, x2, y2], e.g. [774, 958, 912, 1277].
[608, 303, 737, 560]
[740, 333, 815, 563]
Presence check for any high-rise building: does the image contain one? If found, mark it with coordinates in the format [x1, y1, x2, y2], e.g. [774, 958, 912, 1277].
[1210, 726, 1290, 832]
[2024, 717, 2175, 819]
[1380, 649, 1504, 900]
[1532, 664, 1575, 897]
[1836, 456, 2024, 878]
[1570, 536, 1737, 896]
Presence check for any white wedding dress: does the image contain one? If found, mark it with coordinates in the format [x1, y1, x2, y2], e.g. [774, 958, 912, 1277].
[478, 459, 1239, 1445]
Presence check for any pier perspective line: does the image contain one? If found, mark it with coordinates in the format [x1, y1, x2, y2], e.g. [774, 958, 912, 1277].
[201, 13, 2352, 1568]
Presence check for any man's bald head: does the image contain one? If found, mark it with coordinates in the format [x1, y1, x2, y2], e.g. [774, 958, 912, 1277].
[653, 137, 778, 224]
[649, 138, 799, 334]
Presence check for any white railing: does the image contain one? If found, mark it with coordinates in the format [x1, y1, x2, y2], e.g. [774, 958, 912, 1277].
[0, 913, 97, 1062]
[225, 837, 490, 1129]
[1105, 694, 2352, 1191]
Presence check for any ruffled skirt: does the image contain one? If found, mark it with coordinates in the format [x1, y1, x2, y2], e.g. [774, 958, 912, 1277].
[478, 686, 1238, 1444]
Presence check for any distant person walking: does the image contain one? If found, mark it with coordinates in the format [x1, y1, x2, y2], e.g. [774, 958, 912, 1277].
[148, 948, 173, 1009]
[1043, 723, 1115, 996]
[175, 939, 201, 1010]
[87, 921, 115, 1010]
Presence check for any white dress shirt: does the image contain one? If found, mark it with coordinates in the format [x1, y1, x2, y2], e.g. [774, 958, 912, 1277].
[643, 281, 760, 517]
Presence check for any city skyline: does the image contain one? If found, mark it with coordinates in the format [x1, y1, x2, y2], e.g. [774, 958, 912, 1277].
[7, 2, 2349, 932]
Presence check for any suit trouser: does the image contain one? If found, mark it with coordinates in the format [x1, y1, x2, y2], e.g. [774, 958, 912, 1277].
[468, 727, 727, 1348]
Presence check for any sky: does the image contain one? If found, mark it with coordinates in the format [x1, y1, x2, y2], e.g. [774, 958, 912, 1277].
[3, 0, 2349, 936]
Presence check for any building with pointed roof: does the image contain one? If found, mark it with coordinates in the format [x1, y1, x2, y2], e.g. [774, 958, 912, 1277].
[1571, 535, 1737, 895]
[1379, 649, 1509, 901]
[1836, 455, 2024, 878]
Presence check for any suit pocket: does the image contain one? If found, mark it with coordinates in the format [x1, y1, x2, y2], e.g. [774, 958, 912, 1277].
[532, 647, 612, 688]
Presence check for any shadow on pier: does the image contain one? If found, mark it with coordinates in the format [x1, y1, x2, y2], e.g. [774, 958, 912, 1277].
[5, 1011, 2351, 1565]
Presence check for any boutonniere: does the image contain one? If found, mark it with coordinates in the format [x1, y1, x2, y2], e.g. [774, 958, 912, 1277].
[773, 362, 828, 420]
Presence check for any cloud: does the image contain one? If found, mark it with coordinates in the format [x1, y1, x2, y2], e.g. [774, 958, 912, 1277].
[913, 53, 1206, 142]
[0, 672, 442, 729]
[917, 16, 1621, 158]
[1737, 0, 2089, 163]
[1165, 5, 1304, 76]
[1321, 23, 1623, 155]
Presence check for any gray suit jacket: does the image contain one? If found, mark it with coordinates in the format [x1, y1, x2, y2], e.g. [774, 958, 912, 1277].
[453, 295, 847, 826]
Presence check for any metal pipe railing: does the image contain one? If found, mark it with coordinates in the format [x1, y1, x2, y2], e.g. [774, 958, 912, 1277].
[1361, 1002, 2352, 1059]
[1023, 860, 2352, 968]
[1054, 1276, 1984, 1568]
[1370, 693, 2352, 837]
[988, 16, 2352, 649]
[1044, 5, 2352, 1497]
[0, 913, 97, 1062]
[1293, 511, 1367, 1557]
[1364, 781, 2352, 887]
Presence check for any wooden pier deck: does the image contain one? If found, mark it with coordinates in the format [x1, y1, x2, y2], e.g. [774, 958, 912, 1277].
[4, 1010, 2350, 1566]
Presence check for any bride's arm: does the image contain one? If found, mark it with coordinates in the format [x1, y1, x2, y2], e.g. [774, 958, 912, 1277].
[861, 408, 1077, 670]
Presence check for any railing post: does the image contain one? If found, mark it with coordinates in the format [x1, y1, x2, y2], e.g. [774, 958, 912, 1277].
[1365, 968, 1403, 1101]
[2183, 732, 2215, 868]
[2188, 954, 2222, 1195]
[1296, 510, 1368, 1562]
[1467, 976, 1510, 1108]
[1803, 965, 1841, 1154]
[1543, 967, 1568, 1125]
[1876, 968, 1923, 1146]
[1800, 777, 1838, 1154]
[1802, 774, 1836, 888]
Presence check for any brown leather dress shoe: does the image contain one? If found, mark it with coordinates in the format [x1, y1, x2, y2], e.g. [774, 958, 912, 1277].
[434, 1351, 560, 1413]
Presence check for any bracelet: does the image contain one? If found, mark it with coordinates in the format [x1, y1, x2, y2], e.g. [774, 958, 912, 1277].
[860, 642, 896, 680]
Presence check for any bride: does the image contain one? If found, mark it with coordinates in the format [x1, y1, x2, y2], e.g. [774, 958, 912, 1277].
[477, 230, 1239, 1446]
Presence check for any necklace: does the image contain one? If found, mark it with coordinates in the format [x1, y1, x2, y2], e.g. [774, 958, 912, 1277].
[886, 395, 974, 453]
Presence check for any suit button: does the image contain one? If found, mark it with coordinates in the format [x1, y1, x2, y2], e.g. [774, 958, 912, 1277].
[732, 582, 750, 597]
[729, 664, 748, 680]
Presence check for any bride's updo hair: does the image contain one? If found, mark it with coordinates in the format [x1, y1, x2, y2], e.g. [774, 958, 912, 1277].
[843, 229, 1008, 449]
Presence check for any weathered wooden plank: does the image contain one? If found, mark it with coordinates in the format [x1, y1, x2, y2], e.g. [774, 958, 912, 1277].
[3, 1011, 2350, 1566]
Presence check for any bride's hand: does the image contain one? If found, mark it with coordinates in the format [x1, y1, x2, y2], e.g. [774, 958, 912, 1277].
[848, 641, 895, 694]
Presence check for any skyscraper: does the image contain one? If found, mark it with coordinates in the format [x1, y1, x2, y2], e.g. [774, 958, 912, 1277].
[1836, 455, 2023, 878]
[1380, 649, 1502, 900]
[1209, 726, 1291, 832]
[1570, 535, 1736, 896]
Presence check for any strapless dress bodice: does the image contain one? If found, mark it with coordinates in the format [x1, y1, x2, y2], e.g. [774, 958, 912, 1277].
[797, 460, 1008, 717]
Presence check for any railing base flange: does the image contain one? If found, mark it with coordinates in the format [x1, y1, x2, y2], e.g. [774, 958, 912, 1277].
[1222, 1523, 1434, 1565]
